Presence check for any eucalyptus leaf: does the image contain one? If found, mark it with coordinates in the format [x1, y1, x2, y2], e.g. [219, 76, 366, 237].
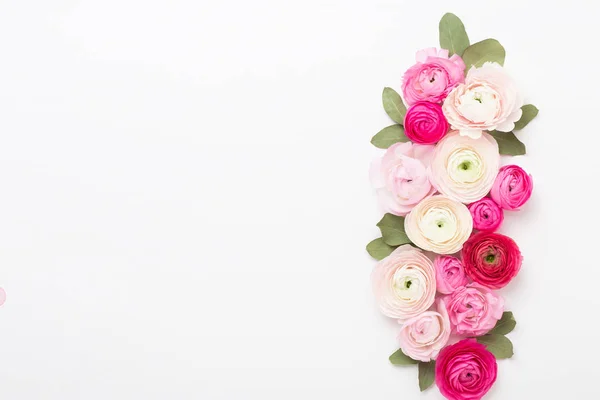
[418, 361, 436, 392]
[477, 334, 514, 359]
[490, 311, 516, 335]
[439, 13, 470, 56]
[462, 39, 506, 70]
[377, 214, 411, 246]
[382, 87, 407, 125]
[371, 124, 409, 149]
[366, 238, 396, 261]
[389, 348, 418, 365]
[488, 131, 526, 156]
[514, 104, 539, 130]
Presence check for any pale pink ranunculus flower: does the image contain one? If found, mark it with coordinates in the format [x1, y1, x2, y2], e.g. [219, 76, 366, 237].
[397, 299, 451, 362]
[402, 48, 466, 105]
[371, 244, 436, 321]
[370, 142, 436, 216]
[429, 131, 500, 204]
[442, 62, 523, 139]
[444, 283, 504, 336]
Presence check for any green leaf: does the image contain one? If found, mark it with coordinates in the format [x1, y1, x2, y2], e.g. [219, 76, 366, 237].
[418, 361, 436, 392]
[462, 39, 506, 70]
[490, 311, 516, 335]
[382, 87, 407, 125]
[488, 131, 526, 156]
[371, 124, 409, 149]
[439, 13, 470, 56]
[514, 104, 539, 130]
[366, 238, 396, 260]
[389, 348, 418, 365]
[477, 334, 514, 359]
[377, 214, 411, 246]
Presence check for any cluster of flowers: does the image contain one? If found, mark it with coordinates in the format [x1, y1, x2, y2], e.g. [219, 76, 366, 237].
[367, 13, 536, 400]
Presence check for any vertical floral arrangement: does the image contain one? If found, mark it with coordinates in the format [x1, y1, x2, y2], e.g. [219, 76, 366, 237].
[367, 13, 537, 400]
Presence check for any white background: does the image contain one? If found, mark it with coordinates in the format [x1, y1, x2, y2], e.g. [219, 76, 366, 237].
[0, 0, 597, 399]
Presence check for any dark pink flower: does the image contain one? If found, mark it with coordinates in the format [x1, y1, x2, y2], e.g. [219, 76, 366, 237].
[404, 101, 449, 144]
[490, 165, 533, 211]
[468, 198, 504, 232]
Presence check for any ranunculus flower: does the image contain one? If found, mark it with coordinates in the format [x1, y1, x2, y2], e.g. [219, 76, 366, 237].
[462, 231, 523, 289]
[429, 131, 500, 204]
[435, 256, 468, 294]
[371, 244, 436, 321]
[404, 195, 473, 255]
[468, 198, 504, 232]
[397, 299, 450, 362]
[370, 142, 436, 216]
[444, 283, 504, 336]
[490, 165, 533, 211]
[402, 47, 465, 105]
[404, 101, 449, 144]
[442, 62, 524, 139]
[436, 339, 497, 400]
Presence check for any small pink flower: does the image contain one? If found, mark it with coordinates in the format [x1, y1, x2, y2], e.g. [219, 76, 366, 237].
[444, 283, 504, 336]
[468, 198, 504, 232]
[490, 165, 533, 211]
[404, 102, 449, 144]
[435, 256, 468, 294]
[402, 48, 465, 105]
[436, 339, 497, 400]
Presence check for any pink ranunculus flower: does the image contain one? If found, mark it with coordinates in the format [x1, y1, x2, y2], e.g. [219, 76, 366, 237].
[442, 62, 524, 139]
[404, 101, 449, 144]
[371, 244, 436, 321]
[490, 165, 533, 211]
[369, 142, 436, 216]
[397, 299, 450, 362]
[436, 339, 497, 400]
[434, 256, 468, 294]
[468, 198, 504, 232]
[444, 283, 504, 336]
[401, 48, 466, 105]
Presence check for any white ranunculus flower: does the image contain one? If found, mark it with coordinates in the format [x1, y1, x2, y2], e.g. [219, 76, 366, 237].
[371, 244, 436, 321]
[429, 131, 500, 203]
[442, 62, 523, 139]
[404, 195, 473, 254]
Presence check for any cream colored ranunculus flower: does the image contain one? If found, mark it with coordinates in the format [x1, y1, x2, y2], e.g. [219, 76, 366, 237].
[371, 244, 436, 321]
[405, 195, 473, 254]
[429, 131, 500, 203]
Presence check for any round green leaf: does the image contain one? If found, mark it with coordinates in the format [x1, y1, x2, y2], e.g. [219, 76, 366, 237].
[418, 361, 436, 392]
[439, 13, 470, 56]
[490, 311, 516, 335]
[488, 131, 526, 156]
[366, 238, 396, 261]
[371, 124, 408, 149]
[477, 334, 514, 359]
[462, 39, 506, 70]
[377, 213, 411, 246]
[514, 104, 539, 130]
[389, 348, 418, 365]
[382, 87, 407, 125]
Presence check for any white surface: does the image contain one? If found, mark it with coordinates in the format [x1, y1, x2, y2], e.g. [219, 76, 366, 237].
[0, 0, 597, 399]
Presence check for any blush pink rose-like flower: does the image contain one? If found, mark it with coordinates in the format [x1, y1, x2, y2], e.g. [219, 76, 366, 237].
[444, 283, 504, 336]
[442, 62, 523, 139]
[404, 101, 449, 144]
[397, 299, 451, 362]
[371, 244, 436, 321]
[434, 256, 468, 294]
[402, 48, 466, 105]
[490, 165, 533, 211]
[369, 142, 436, 216]
[468, 198, 504, 232]
[436, 339, 497, 400]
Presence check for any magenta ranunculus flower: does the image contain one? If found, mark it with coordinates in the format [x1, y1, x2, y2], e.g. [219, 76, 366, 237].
[468, 198, 504, 232]
[462, 231, 523, 289]
[401, 47, 465, 105]
[404, 102, 449, 144]
[436, 339, 497, 400]
[444, 283, 504, 336]
[434, 256, 468, 294]
[490, 165, 533, 211]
